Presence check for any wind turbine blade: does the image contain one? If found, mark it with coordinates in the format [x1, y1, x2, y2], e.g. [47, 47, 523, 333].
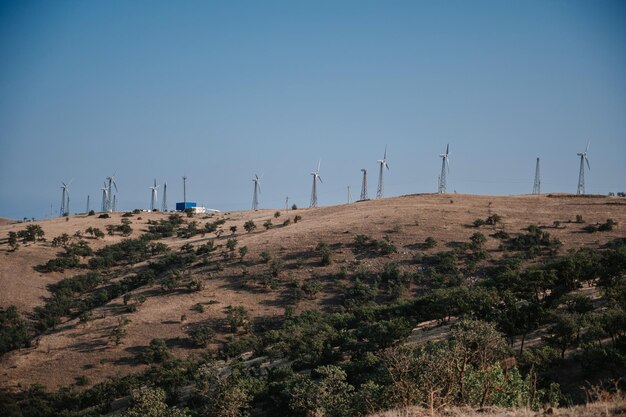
[446, 143, 449, 155]
[586, 157, 590, 171]
[585, 141, 590, 153]
[258, 184, 261, 194]
[384, 145, 387, 160]
[385, 162, 390, 170]
[113, 180, 118, 192]
[317, 160, 321, 173]
[446, 158, 450, 173]
[318, 176, 323, 184]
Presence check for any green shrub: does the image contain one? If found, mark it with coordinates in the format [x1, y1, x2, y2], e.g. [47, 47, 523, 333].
[0, 306, 33, 355]
[316, 241, 332, 266]
[424, 236, 437, 248]
[188, 325, 215, 348]
[243, 220, 256, 233]
[139, 339, 172, 363]
[260, 251, 272, 263]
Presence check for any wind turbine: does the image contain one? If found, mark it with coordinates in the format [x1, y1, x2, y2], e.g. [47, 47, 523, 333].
[360, 169, 368, 200]
[576, 141, 591, 195]
[252, 174, 262, 210]
[376, 146, 389, 199]
[149, 179, 160, 211]
[533, 157, 541, 195]
[438, 144, 450, 194]
[101, 182, 108, 212]
[162, 182, 168, 212]
[60, 181, 71, 216]
[310, 161, 322, 208]
[105, 174, 118, 212]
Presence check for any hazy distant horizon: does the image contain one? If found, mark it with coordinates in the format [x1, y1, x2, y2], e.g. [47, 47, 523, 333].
[1, 1, 625, 220]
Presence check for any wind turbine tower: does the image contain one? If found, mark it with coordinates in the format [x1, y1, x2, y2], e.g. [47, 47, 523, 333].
[532, 157, 541, 195]
[310, 161, 322, 208]
[162, 182, 168, 212]
[576, 142, 591, 195]
[438, 144, 450, 193]
[252, 174, 262, 210]
[112, 195, 117, 212]
[149, 179, 160, 211]
[360, 169, 368, 200]
[347, 186, 352, 204]
[105, 174, 118, 212]
[60, 182, 70, 216]
[183, 176, 187, 207]
[101, 182, 108, 212]
[376, 146, 389, 199]
[86, 195, 90, 213]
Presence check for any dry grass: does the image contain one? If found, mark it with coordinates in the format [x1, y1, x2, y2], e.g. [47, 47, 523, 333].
[367, 392, 626, 416]
[1, 193, 624, 390]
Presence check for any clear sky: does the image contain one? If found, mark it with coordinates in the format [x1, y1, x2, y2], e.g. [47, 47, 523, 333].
[1, 0, 625, 220]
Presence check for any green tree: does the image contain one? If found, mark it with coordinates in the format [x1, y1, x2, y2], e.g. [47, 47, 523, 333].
[123, 387, 190, 417]
[238, 246, 248, 261]
[0, 306, 32, 354]
[226, 306, 249, 332]
[226, 238, 238, 252]
[140, 339, 173, 363]
[243, 220, 256, 233]
[289, 365, 355, 417]
[194, 365, 256, 417]
[469, 232, 487, 250]
[188, 324, 215, 348]
[545, 313, 578, 358]
[7, 231, 19, 251]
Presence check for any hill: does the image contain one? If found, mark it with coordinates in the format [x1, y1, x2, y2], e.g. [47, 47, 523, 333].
[0, 193, 625, 416]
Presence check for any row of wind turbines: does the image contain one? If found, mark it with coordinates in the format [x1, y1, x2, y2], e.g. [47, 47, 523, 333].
[57, 142, 592, 216]
[252, 141, 590, 211]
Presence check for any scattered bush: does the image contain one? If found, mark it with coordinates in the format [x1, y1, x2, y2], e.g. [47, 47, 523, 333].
[424, 236, 437, 249]
[225, 306, 249, 332]
[315, 241, 332, 266]
[260, 251, 272, 264]
[17, 224, 45, 242]
[139, 339, 172, 363]
[188, 325, 215, 348]
[0, 306, 33, 355]
[243, 220, 256, 233]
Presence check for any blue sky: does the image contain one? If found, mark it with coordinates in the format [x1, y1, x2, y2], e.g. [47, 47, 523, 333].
[1, 1, 625, 219]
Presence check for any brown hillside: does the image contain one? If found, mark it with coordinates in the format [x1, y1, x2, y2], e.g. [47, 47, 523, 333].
[0, 193, 625, 390]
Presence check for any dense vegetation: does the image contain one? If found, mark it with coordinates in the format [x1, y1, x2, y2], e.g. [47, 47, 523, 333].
[1, 210, 625, 417]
